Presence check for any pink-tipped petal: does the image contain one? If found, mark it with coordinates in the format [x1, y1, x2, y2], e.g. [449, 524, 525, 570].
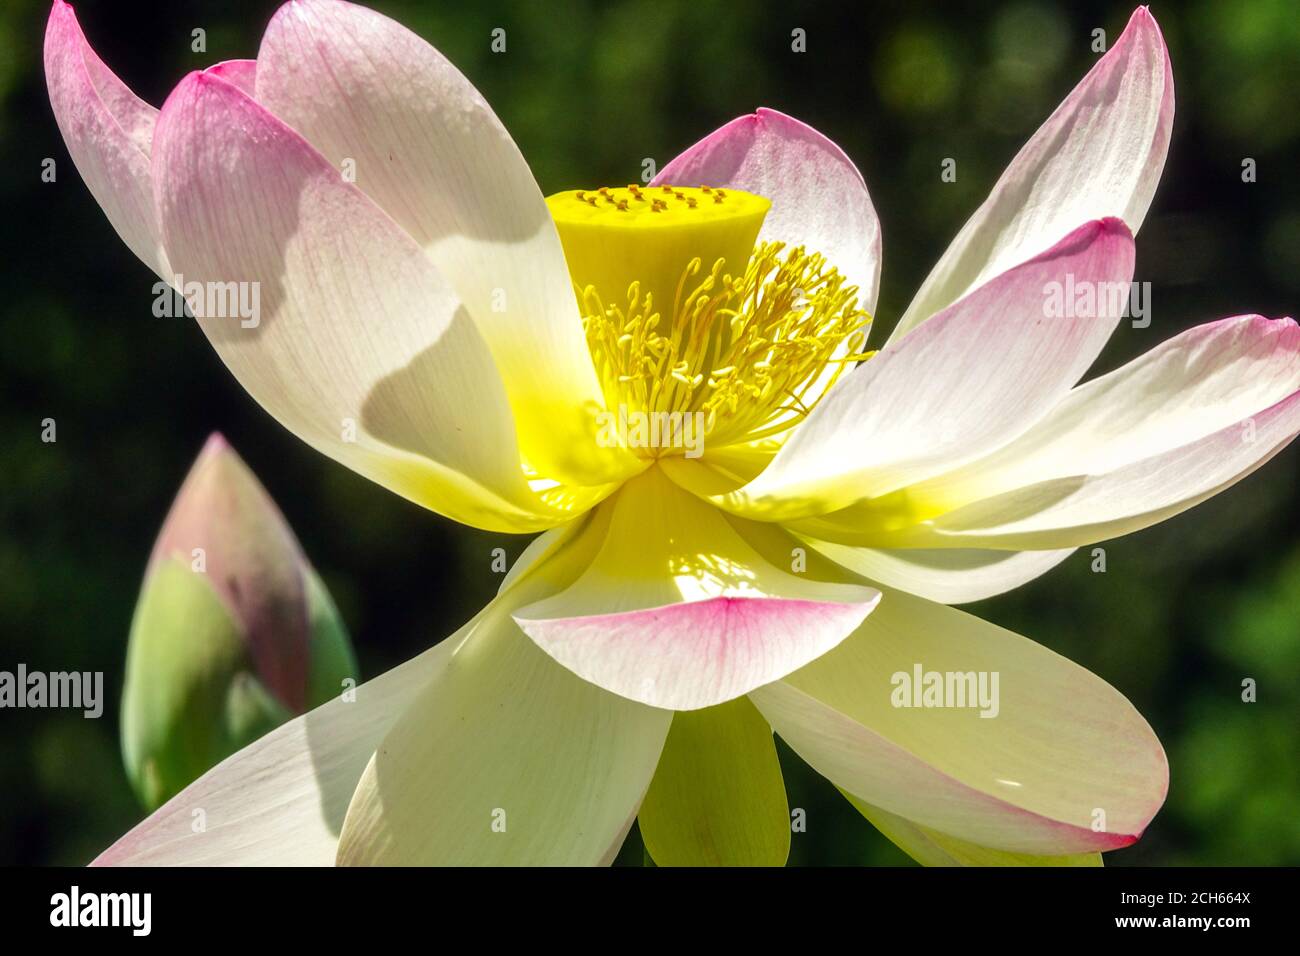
[254, 0, 627, 487]
[903, 315, 1300, 549]
[654, 107, 882, 315]
[717, 219, 1135, 522]
[151, 71, 590, 533]
[203, 58, 257, 97]
[890, 7, 1173, 344]
[750, 586, 1168, 855]
[44, 0, 169, 278]
[518, 594, 878, 713]
[847, 794, 1102, 867]
[514, 467, 880, 711]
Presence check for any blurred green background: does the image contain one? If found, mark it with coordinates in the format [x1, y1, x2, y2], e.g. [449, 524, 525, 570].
[1, 0, 1297, 866]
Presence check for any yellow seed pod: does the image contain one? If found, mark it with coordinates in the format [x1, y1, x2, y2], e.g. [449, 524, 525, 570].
[546, 185, 771, 320]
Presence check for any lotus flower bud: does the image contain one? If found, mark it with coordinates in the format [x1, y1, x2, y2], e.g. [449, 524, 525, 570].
[121, 434, 357, 810]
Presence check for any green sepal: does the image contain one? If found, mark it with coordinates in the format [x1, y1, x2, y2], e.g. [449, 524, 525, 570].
[121, 559, 288, 810]
[303, 565, 359, 707]
[639, 696, 791, 866]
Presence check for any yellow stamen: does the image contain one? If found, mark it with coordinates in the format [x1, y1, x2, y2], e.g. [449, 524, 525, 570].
[546, 185, 872, 456]
[581, 249, 871, 451]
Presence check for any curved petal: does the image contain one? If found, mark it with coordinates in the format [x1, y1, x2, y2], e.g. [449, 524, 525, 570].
[750, 587, 1167, 855]
[714, 219, 1135, 522]
[889, 6, 1172, 344]
[514, 466, 880, 711]
[44, 1, 170, 278]
[94, 635, 461, 866]
[638, 697, 790, 866]
[255, 0, 632, 487]
[805, 539, 1075, 605]
[204, 58, 257, 97]
[925, 314, 1300, 500]
[875, 315, 1300, 549]
[152, 71, 600, 532]
[336, 597, 671, 866]
[845, 793, 1101, 867]
[653, 107, 882, 315]
[94, 507, 586, 866]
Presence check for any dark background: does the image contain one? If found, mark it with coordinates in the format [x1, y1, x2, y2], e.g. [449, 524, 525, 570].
[1, 0, 1297, 866]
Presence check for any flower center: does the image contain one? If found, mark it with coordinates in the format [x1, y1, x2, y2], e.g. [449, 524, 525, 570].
[547, 185, 871, 456]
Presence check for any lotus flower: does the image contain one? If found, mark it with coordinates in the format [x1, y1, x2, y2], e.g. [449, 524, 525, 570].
[123, 433, 358, 810]
[47, 0, 1298, 866]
